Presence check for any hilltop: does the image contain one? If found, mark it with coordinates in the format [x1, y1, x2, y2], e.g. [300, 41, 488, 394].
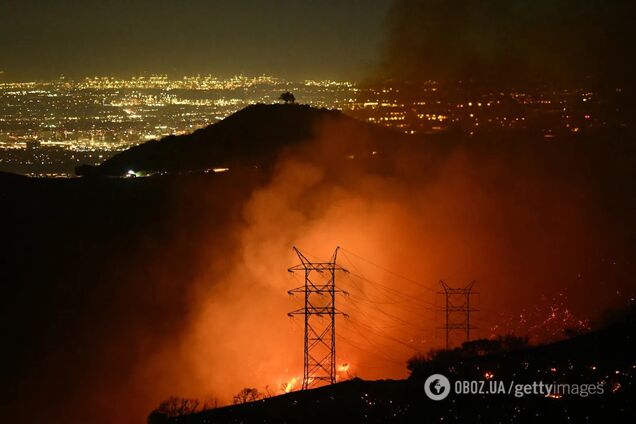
[76, 103, 407, 177]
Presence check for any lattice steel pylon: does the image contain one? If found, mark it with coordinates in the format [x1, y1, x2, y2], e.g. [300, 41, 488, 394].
[288, 246, 348, 390]
[438, 280, 478, 349]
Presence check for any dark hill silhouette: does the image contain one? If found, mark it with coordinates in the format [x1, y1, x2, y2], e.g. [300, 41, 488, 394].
[157, 307, 636, 423]
[76, 104, 406, 177]
[0, 170, 29, 182]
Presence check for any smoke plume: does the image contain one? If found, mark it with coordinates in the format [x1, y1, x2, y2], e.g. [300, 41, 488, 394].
[138, 116, 635, 413]
[380, 0, 636, 88]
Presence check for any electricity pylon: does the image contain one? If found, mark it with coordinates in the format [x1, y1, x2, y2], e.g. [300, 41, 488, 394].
[288, 246, 348, 389]
[438, 280, 478, 349]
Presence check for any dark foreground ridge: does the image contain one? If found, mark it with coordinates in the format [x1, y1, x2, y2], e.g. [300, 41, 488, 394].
[154, 308, 636, 423]
[76, 103, 403, 177]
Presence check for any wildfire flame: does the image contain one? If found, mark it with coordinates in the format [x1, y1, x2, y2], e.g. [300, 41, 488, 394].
[338, 363, 350, 373]
[284, 377, 299, 393]
[546, 393, 563, 399]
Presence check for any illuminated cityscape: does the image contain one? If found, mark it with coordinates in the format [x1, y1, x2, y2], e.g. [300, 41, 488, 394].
[3, 0, 636, 423]
[0, 74, 629, 176]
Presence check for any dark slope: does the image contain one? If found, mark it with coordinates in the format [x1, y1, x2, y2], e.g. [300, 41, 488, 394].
[161, 310, 636, 424]
[0, 172, 258, 424]
[0, 170, 29, 182]
[76, 104, 406, 177]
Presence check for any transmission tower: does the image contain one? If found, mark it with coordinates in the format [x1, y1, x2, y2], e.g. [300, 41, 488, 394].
[288, 246, 348, 390]
[438, 280, 478, 349]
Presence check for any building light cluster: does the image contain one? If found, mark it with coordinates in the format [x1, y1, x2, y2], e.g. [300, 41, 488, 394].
[0, 75, 629, 176]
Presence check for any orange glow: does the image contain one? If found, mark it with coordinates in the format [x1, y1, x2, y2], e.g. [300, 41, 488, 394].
[116, 115, 621, 420]
[284, 377, 299, 393]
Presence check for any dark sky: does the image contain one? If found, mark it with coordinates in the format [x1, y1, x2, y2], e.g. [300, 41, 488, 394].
[0, 0, 392, 81]
[384, 0, 636, 88]
[1, 0, 634, 86]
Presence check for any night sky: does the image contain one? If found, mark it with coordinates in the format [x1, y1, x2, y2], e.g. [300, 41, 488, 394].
[384, 0, 636, 88]
[2, 0, 635, 86]
[0, 0, 392, 81]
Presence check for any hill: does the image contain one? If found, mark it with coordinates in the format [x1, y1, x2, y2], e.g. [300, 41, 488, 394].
[76, 104, 407, 177]
[4, 104, 636, 424]
[156, 308, 636, 423]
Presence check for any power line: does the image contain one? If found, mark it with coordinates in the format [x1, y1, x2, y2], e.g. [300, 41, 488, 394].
[338, 337, 408, 367]
[340, 248, 438, 293]
[339, 253, 437, 310]
[287, 246, 483, 381]
[299, 247, 436, 309]
[438, 280, 478, 349]
[287, 246, 348, 390]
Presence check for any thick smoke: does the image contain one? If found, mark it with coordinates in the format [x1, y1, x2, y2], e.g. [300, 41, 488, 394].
[5, 113, 635, 424]
[138, 116, 634, 411]
[380, 0, 636, 88]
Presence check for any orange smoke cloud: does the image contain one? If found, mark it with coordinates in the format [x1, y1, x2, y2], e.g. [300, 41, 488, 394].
[129, 116, 631, 412]
[16, 115, 630, 424]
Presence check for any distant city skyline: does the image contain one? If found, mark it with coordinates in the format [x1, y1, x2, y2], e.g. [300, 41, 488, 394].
[1, 74, 627, 177]
[0, 73, 357, 84]
[0, 0, 392, 82]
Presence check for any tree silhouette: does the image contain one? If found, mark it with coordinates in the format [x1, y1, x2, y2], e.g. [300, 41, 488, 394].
[278, 91, 296, 104]
[148, 397, 202, 423]
[156, 397, 201, 417]
[232, 387, 262, 404]
[407, 335, 531, 372]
